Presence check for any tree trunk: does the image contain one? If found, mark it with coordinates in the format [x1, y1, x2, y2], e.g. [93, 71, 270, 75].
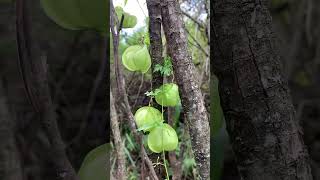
[212, 1, 313, 179]
[146, 0, 163, 90]
[161, 0, 210, 179]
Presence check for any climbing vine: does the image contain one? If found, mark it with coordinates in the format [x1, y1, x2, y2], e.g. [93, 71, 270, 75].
[117, 4, 181, 179]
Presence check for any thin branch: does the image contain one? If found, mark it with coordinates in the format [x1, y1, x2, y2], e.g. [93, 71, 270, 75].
[161, 0, 210, 178]
[181, 10, 205, 29]
[135, 0, 147, 17]
[111, 91, 127, 179]
[132, 74, 144, 108]
[185, 28, 208, 57]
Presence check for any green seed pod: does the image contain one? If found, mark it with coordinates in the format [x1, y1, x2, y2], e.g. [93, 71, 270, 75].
[122, 45, 151, 73]
[78, 0, 108, 32]
[155, 83, 180, 107]
[147, 123, 178, 153]
[40, 0, 87, 30]
[134, 106, 163, 132]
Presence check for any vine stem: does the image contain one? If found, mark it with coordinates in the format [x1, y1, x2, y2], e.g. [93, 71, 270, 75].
[163, 149, 170, 180]
[161, 96, 170, 180]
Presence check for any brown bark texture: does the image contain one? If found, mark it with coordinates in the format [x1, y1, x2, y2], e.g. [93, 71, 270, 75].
[161, 0, 210, 179]
[146, 0, 163, 90]
[110, 91, 126, 179]
[212, 1, 313, 179]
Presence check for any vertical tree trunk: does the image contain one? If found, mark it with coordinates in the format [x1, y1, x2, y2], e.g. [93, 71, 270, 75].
[146, 0, 163, 90]
[212, 1, 313, 179]
[161, 0, 210, 179]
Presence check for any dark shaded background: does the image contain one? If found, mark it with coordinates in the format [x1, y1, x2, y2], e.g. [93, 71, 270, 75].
[220, 1, 320, 179]
[0, 1, 108, 179]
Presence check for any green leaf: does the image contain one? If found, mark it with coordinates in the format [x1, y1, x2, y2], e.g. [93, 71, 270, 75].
[153, 64, 163, 73]
[78, 143, 112, 180]
[153, 56, 173, 77]
[124, 0, 128, 5]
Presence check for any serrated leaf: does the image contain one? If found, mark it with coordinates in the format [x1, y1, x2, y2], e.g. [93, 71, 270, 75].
[78, 143, 111, 180]
[153, 64, 163, 73]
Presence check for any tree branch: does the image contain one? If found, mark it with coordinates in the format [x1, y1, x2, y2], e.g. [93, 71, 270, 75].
[110, 91, 126, 179]
[161, 0, 210, 179]
[181, 10, 205, 30]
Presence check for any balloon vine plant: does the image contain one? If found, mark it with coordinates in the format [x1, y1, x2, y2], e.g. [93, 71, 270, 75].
[40, 0, 180, 178]
[125, 52, 180, 180]
[119, 9, 180, 180]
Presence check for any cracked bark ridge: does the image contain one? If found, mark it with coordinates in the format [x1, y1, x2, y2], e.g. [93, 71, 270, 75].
[146, 0, 163, 90]
[161, 0, 210, 179]
[212, 1, 313, 180]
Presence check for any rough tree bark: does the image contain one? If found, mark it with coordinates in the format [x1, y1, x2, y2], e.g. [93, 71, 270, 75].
[161, 0, 210, 179]
[146, 0, 163, 90]
[212, 1, 313, 179]
[110, 91, 126, 179]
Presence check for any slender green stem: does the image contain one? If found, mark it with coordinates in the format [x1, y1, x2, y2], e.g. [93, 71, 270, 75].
[161, 97, 170, 179]
[163, 149, 170, 180]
